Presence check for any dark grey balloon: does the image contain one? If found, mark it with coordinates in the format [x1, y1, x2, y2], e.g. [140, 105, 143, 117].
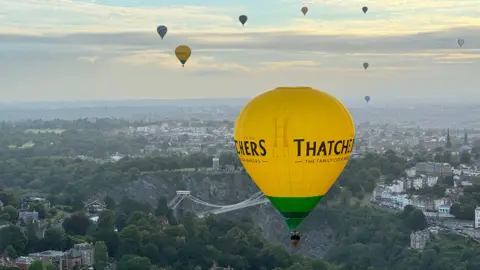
[239, 15, 248, 26]
[362, 6, 368, 13]
[363, 62, 369, 70]
[157, 25, 167, 39]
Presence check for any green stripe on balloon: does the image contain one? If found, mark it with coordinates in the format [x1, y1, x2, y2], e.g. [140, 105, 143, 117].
[266, 195, 324, 230]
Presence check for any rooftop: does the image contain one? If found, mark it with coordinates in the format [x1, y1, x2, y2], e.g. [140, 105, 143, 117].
[15, 257, 34, 264]
[29, 250, 65, 258]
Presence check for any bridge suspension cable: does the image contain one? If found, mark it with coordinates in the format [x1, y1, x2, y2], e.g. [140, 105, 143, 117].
[167, 190, 269, 218]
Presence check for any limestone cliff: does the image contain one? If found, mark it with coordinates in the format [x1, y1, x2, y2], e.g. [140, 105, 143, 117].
[108, 171, 332, 259]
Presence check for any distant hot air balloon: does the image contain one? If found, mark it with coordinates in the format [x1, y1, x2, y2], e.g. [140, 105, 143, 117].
[239, 15, 248, 26]
[458, 39, 464, 47]
[362, 6, 368, 13]
[364, 96, 371, 103]
[234, 87, 355, 235]
[301, 7, 308, 15]
[175, 45, 191, 67]
[363, 62, 369, 70]
[156, 25, 167, 40]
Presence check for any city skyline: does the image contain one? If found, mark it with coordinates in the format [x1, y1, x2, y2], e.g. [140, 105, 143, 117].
[0, 0, 479, 102]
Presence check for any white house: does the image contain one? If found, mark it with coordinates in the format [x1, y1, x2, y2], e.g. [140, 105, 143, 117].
[475, 207, 480, 229]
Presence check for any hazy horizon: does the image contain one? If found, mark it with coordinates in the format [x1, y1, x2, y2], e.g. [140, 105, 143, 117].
[0, 96, 478, 110]
[1, 0, 479, 102]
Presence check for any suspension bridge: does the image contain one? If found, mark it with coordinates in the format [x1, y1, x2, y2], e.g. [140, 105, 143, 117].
[167, 190, 270, 218]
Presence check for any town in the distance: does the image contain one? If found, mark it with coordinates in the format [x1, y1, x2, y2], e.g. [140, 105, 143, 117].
[0, 103, 480, 270]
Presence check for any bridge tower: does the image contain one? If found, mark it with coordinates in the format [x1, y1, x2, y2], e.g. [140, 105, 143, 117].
[168, 190, 191, 220]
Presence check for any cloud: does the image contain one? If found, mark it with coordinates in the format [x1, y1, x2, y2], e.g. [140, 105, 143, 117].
[297, 0, 480, 13]
[2, 26, 479, 55]
[1, 0, 479, 78]
[115, 52, 250, 74]
[0, 0, 234, 34]
[2, 0, 480, 37]
[76, 56, 98, 62]
[257, 60, 320, 71]
[281, 0, 480, 35]
[433, 53, 480, 60]
[434, 60, 476, 64]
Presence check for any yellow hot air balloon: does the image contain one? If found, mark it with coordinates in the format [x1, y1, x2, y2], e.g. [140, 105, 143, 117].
[175, 45, 191, 67]
[234, 87, 355, 231]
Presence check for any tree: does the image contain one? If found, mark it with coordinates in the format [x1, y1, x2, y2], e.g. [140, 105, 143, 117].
[41, 228, 66, 251]
[363, 176, 377, 193]
[105, 196, 116, 210]
[155, 197, 169, 217]
[310, 260, 329, 270]
[117, 255, 151, 270]
[460, 152, 471, 164]
[406, 209, 428, 231]
[25, 220, 40, 253]
[4, 245, 18, 258]
[0, 225, 28, 254]
[45, 264, 56, 270]
[28, 261, 44, 270]
[450, 203, 461, 217]
[141, 243, 160, 263]
[117, 225, 141, 258]
[2, 205, 18, 222]
[96, 210, 115, 232]
[219, 152, 235, 166]
[94, 241, 109, 270]
[62, 211, 92, 235]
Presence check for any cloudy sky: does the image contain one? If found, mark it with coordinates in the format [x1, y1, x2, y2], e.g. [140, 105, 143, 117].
[1, 0, 479, 104]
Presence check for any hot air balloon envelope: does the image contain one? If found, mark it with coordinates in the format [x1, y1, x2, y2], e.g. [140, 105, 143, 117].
[365, 96, 371, 102]
[234, 87, 355, 230]
[157, 25, 167, 39]
[239, 15, 248, 26]
[363, 62, 369, 70]
[458, 39, 464, 47]
[362, 6, 368, 13]
[301, 7, 308, 15]
[175, 45, 191, 67]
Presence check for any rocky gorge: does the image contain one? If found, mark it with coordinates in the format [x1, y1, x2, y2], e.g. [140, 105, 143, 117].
[108, 170, 333, 259]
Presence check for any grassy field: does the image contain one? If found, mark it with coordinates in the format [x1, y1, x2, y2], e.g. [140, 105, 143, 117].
[24, 128, 65, 134]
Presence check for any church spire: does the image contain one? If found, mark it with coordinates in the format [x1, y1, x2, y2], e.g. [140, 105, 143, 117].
[463, 129, 468, 145]
[446, 128, 452, 149]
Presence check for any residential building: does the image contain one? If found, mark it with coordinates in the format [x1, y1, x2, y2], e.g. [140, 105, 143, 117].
[66, 250, 82, 269]
[475, 207, 480, 229]
[86, 201, 106, 213]
[19, 211, 39, 222]
[71, 243, 94, 266]
[15, 257, 34, 270]
[415, 162, 452, 176]
[212, 157, 220, 171]
[158, 216, 169, 225]
[404, 175, 439, 190]
[410, 229, 430, 250]
[0, 255, 16, 268]
[438, 205, 454, 218]
[29, 250, 67, 270]
[21, 197, 50, 210]
[211, 262, 232, 269]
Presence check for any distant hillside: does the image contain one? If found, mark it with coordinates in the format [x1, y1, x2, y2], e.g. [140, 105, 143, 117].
[1, 99, 479, 128]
